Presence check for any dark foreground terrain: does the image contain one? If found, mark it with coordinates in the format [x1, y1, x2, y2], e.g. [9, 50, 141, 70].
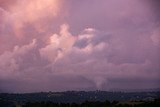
[0, 91, 160, 107]
[22, 99, 160, 107]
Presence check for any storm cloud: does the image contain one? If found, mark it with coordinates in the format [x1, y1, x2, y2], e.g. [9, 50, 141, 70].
[0, 0, 160, 93]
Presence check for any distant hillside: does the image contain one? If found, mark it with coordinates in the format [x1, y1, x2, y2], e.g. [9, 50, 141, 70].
[0, 91, 160, 107]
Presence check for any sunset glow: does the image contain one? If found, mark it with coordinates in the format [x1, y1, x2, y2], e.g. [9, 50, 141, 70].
[0, 0, 160, 93]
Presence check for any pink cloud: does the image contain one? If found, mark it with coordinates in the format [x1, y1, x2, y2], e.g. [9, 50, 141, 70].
[151, 27, 160, 46]
[0, 0, 160, 92]
[0, 39, 37, 79]
[39, 24, 76, 63]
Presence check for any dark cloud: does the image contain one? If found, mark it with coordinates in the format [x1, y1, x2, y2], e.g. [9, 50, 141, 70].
[143, 0, 160, 23]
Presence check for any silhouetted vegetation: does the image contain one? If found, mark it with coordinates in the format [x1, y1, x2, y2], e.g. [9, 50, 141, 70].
[15, 99, 160, 107]
[0, 91, 160, 107]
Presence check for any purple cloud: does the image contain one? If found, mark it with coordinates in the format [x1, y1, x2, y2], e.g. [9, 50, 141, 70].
[0, 0, 159, 93]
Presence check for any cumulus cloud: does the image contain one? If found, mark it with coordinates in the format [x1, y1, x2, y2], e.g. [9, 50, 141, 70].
[38, 24, 160, 90]
[0, 39, 37, 79]
[39, 24, 76, 63]
[0, 0, 160, 92]
[40, 25, 109, 64]
[0, 0, 61, 40]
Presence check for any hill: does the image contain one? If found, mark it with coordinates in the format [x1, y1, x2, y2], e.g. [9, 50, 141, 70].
[0, 91, 160, 107]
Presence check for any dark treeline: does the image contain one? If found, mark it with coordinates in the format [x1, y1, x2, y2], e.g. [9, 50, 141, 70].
[15, 99, 160, 107]
[1, 91, 160, 103]
[0, 91, 160, 107]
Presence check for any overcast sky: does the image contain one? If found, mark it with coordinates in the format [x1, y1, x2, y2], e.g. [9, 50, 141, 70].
[0, 0, 160, 93]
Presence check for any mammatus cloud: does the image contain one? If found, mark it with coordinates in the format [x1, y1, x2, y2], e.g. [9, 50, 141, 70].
[0, 0, 160, 92]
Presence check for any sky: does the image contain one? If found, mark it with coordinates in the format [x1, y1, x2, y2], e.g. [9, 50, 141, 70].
[0, 0, 160, 93]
